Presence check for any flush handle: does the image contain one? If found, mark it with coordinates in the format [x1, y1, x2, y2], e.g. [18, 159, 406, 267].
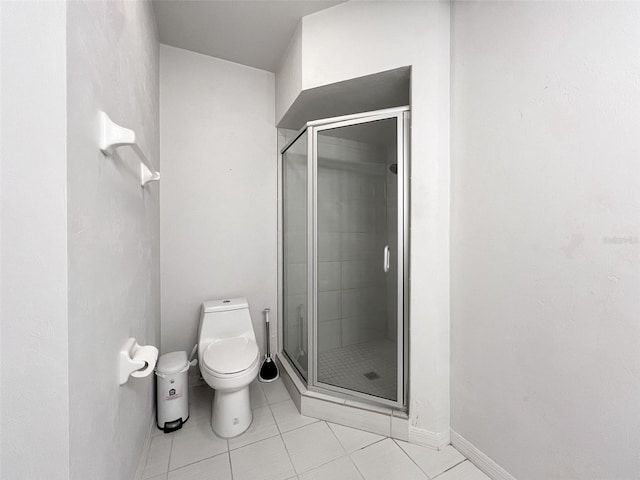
[383, 245, 390, 273]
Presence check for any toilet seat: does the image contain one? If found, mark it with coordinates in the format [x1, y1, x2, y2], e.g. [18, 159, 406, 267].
[203, 337, 259, 375]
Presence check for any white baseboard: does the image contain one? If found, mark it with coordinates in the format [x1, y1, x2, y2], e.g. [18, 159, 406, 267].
[133, 411, 156, 480]
[450, 429, 517, 480]
[408, 425, 450, 450]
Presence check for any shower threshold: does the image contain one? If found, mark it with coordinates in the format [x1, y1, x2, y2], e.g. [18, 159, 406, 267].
[276, 352, 408, 440]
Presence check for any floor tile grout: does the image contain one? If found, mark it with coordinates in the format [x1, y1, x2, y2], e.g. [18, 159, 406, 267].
[148, 381, 473, 480]
[431, 458, 468, 479]
[268, 396, 297, 407]
[390, 437, 433, 478]
[286, 421, 352, 477]
[229, 431, 281, 452]
[279, 420, 356, 478]
[325, 421, 350, 455]
[346, 449, 367, 480]
[168, 451, 226, 473]
[276, 415, 299, 476]
[166, 435, 174, 475]
[266, 391, 305, 477]
[298, 451, 354, 478]
[226, 451, 235, 480]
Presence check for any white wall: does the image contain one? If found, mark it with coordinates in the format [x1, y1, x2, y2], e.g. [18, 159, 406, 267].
[451, 2, 640, 479]
[276, 21, 302, 125]
[0, 2, 3, 474]
[0, 2, 70, 478]
[276, 1, 451, 443]
[160, 45, 277, 357]
[66, 2, 160, 479]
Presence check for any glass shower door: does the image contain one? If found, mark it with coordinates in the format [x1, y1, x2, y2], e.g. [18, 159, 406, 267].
[313, 114, 405, 404]
[282, 131, 309, 379]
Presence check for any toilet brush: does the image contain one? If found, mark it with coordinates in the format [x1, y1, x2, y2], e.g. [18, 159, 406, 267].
[259, 308, 279, 383]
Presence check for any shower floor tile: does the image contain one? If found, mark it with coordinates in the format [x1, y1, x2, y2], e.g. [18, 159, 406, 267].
[139, 379, 482, 480]
[318, 339, 398, 401]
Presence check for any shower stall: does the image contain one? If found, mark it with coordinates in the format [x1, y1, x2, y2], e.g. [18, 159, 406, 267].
[280, 106, 409, 409]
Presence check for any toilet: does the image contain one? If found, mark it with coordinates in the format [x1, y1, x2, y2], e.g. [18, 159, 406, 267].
[198, 297, 260, 438]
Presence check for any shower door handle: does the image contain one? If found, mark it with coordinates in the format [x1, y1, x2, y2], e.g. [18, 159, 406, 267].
[383, 245, 390, 273]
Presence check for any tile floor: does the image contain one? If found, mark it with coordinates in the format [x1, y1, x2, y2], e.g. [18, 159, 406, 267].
[141, 378, 491, 480]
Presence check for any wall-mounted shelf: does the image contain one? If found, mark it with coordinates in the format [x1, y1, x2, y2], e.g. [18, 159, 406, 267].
[99, 112, 160, 188]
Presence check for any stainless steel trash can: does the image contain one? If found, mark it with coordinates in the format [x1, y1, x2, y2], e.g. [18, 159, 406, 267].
[156, 351, 189, 433]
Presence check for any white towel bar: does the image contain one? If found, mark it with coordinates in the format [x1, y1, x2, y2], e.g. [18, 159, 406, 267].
[99, 111, 160, 188]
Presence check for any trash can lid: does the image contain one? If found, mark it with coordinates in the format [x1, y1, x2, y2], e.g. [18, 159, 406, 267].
[157, 351, 189, 374]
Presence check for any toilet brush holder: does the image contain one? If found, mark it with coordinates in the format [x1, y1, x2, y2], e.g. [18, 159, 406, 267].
[259, 308, 279, 382]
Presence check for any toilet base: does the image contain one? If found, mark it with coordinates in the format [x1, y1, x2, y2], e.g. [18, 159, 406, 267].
[211, 386, 252, 438]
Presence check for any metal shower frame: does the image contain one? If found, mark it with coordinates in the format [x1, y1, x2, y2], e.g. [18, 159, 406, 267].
[279, 105, 410, 410]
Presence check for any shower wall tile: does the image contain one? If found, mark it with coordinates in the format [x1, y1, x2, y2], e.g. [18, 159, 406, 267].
[375, 206, 389, 234]
[340, 290, 361, 319]
[286, 263, 307, 296]
[342, 175, 383, 202]
[341, 315, 385, 347]
[318, 141, 379, 165]
[341, 233, 378, 261]
[342, 260, 383, 290]
[386, 307, 398, 342]
[286, 294, 307, 330]
[318, 169, 341, 199]
[318, 320, 342, 352]
[341, 288, 383, 318]
[313, 138, 395, 354]
[341, 204, 376, 233]
[318, 233, 341, 262]
[285, 325, 304, 355]
[318, 290, 341, 322]
[318, 201, 341, 232]
[318, 261, 341, 292]
[285, 205, 308, 229]
[285, 232, 307, 263]
[386, 275, 398, 342]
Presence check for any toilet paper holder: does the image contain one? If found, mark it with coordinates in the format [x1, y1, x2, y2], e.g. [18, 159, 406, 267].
[119, 337, 159, 385]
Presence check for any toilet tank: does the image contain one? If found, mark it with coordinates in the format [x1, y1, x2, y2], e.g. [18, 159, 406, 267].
[198, 297, 255, 345]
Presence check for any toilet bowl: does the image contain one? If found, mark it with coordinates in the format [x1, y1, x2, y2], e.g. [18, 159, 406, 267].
[198, 297, 260, 438]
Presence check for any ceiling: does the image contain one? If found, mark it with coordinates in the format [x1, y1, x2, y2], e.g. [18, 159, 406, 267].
[153, 0, 346, 72]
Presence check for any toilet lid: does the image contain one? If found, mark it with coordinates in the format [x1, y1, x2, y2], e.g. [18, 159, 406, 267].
[203, 337, 259, 374]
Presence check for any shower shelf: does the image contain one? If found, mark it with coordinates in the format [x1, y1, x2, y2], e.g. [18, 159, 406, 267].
[99, 111, 160, 188]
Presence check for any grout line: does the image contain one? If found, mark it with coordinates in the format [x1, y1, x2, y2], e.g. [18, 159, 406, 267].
[228, 430, 282, 452]
[432, 459, 468, 479]
[340, 434, 388, 457]
[227, 407, 280, 452]
[227, 405, 280, 452]
[278, 421, 299, 475]
[363, 436, 387, 450]
[276, 419, 321, 437]
[268, 396, 296, 407]
[269, 401, 284, 436]
[297, 452, 352, 477]
[391, 437, 434, 477]
[281, 420, 351, 476]
[168, 451, 230, 474]
[227, 451, 235, 480]
[165, 435, 174, 474]
[325, 421, 349, 456]
[347, 448, 368, 480]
